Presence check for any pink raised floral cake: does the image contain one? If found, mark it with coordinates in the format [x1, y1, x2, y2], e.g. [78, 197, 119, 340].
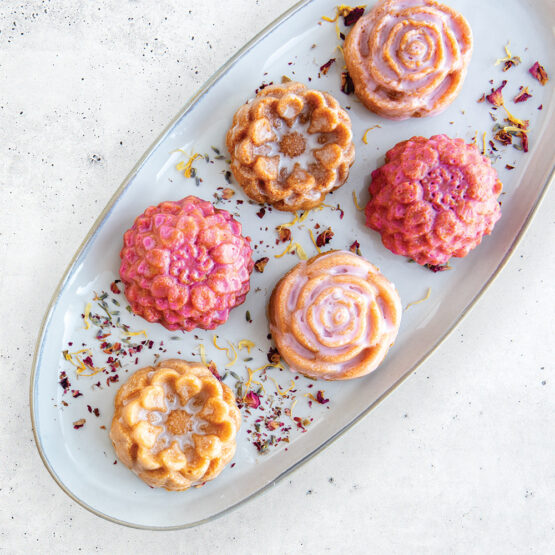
[365, 135, 502, 266]
[120, 196, 253, 331]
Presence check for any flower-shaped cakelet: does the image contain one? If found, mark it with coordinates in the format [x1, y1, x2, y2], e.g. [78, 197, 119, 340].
[110, 359, 241, 491]
[226, 81, 355, 211]
[269, 251, 402, 380]
[344, 0, 473, 120]
[365, 135, 503, 266]
[120, 196, 253, 331]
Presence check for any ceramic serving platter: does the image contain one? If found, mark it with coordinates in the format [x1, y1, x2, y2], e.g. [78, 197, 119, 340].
[30, 0, 554, 529]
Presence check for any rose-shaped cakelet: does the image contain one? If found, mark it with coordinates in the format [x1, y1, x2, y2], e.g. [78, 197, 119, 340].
[110, 359, 241, 491]
[269, 251, 402, 380]
[226, 81, 355, 211]
[119, 196, 253, 331]
[344, 0, 473, 120]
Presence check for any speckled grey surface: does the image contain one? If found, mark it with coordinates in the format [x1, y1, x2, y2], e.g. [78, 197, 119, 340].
[1, 0, 554, 552]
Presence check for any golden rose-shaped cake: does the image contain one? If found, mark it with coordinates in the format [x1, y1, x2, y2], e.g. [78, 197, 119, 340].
[110, 359, 241, 491]
[269, 251, 402, 380]
[344, 0, 473, 120]
[226, 81, 355, 211]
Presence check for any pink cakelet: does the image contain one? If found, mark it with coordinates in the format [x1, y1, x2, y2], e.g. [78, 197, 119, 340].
[120, 196, 254, 331]
[365, 135, 502, 266]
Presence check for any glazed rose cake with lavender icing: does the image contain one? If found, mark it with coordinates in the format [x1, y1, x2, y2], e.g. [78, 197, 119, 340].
[269, 251, 402, 380]
[344, 0, 473, 119]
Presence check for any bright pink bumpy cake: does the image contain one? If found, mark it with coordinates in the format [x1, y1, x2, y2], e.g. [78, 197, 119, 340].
[365, 135, 502, 266]
[120, 196, 253, 331]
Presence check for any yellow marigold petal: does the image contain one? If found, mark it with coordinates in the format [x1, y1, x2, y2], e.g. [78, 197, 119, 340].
[405, 287, 431, 310]
[237, 339, 255, 353]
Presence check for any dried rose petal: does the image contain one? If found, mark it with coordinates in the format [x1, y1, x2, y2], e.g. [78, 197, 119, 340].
[521, 132, 529, 153]
[343, 6, 364, 26]
[494, 130, 513, 146]
[73, 418, 86, 429]
[316, 390, 329, 404]
[348, 240, 360, 254]
[221, 188, 235, 200]
[254, 257, 269, 273]
[244, 391, 261, 409]
[486, 80, 507, 106]
[502, 59, 520, 72]
[529, 62, 549, 85]
[59, 373, 70, 392]
[277, 227, 291, 243]
[266, 420, 280, 431]
[110, 281, 121, 294]
[514, 87, 532, 103]
[208, 361, 222, 381]
[425, 263, 450, 273]
[340, 71, 355, 95]
[267, 347, 281, 364]
[505, 164, 514, 170]
[320, 58, 336, 76]
[477, 93, 486, 103]
[316, 228, 334, 247]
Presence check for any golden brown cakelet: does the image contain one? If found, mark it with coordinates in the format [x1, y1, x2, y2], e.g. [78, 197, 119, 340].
[269, 250, 402, 380]
[110, 359, 241, 491]
[344, 0, 473, 120]
[226, 81, 355, 211]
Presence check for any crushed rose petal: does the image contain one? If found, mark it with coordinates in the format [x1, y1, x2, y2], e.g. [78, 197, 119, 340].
[349, 240, 361, 255]
[514, 86, 532, 103]
[505, 164, 515, 170]
[477, 93, 486, 103]
[277, 227, 291, 243]
[254, 257, 269, 273]
[425, 263, 450, 273]
[256, 207, 266, 219]
[73, 418, 86, 429]
[267, 347, 281, 364]
[319, 58, 336, 75]
[316, 390, 330, 404]
[529, 62, 549, 85]
[340, 71, 355, 95]
[316, 228, 334, 247]
[110, 281, 121, 294]
[486, 80, 507, 106]
[343, 6, 365, 26]
[521, 132, 529, 153]
[494, 129, 513, 146]
[208, 361, 222, 381]
[244, 391, 261, 409]
[221, 188, 235, 200]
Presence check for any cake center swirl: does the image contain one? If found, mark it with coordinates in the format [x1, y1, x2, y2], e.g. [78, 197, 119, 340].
[279, 131, 307, 158]
[165, 409, 190, 436]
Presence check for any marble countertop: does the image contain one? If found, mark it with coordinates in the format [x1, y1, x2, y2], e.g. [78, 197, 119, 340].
[1, 1, 553, 552]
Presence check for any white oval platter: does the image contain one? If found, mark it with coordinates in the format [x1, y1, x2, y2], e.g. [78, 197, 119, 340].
[30, 0, 554, 529]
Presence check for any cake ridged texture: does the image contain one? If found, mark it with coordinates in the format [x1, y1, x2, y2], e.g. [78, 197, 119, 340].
[269, 250, 402, 380]
[120, 196, 253, 331]
[365, 135, 502, 265]
[110, 359, 241, 491]
[344, 0, 473, 120]
[226, 81, 355, 211]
